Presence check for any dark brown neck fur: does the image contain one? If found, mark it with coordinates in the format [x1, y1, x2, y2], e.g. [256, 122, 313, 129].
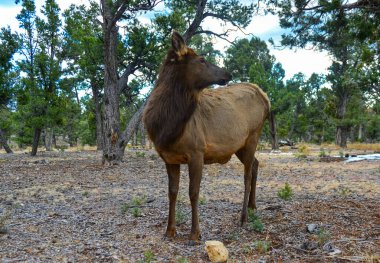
[144, 50, 198, 150]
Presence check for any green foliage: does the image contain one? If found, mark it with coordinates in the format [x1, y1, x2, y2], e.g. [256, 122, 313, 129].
[175, 202, 187, 226]
[198, 196, 206, 205]
[319, 148, 327, 157]
[176, 256, 189, 263]
[135, 151, 146, 158]
[248, 208, 264, 232]
[121, 195, 147, 217]
[138, 250, 155, 263]
[254, 240, 271, 254]
[0, 210, 11, 234]
[243, 240, 271, 255]
[316, 227, 331, 245]
[277, 182, 293, 201]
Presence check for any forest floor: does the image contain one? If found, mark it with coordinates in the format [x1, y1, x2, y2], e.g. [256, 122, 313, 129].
[0, 145, 379, 262]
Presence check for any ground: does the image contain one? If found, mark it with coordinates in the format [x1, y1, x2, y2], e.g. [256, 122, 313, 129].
[0, 145, 379, 262]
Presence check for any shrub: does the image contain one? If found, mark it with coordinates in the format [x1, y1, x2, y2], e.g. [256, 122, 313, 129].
[277, 182, 293, 201]
[248, 208, 264, 232]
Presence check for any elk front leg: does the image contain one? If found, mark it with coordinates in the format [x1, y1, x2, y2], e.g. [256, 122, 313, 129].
[248, 157, 259, 210]
[188, 154, 204, 242]
[165, 163, 180, 238]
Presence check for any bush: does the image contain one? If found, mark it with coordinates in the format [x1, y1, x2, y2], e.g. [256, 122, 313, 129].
[277, 182, 293, 201]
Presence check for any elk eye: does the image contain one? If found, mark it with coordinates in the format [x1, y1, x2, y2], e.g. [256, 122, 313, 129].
[199, 57, 206, 64]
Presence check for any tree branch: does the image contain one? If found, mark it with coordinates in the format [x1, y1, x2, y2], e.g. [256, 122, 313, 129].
[183, 0, 208, 43]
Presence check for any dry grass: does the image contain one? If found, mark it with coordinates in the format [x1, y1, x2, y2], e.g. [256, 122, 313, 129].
[347, 143, 380, 152]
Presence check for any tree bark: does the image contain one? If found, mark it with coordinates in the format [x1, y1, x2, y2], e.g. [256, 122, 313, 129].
[44, 127, 53, 151]
[268, 111, 279, 150]
[101, 0, 124, 164]
[0, 129, 13, 154]
[140, 121, 146, 149]
[92, 84, 104, 150]
[358, 123, 363, 141]
[31, 127, 42, 156]
[335, 91, 349, 148]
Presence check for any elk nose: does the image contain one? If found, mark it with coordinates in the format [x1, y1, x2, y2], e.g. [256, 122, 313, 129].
[225, 72, 232, 81]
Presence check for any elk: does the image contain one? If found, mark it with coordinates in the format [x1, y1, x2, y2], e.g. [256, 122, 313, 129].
[143, 32, 270, 242]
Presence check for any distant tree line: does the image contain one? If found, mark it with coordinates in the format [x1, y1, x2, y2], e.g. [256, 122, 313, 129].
[0, 0, 378, 161]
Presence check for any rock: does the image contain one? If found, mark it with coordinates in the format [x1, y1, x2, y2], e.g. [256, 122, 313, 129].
[323, 242, 341, 255]
[306, 224, 318, 233]
[205, 240, 229, 263]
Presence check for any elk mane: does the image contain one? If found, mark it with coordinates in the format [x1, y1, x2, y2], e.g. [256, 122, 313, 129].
[144, 50, 199, 150]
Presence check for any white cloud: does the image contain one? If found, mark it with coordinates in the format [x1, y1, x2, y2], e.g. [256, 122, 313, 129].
[271, 48, 332, 79]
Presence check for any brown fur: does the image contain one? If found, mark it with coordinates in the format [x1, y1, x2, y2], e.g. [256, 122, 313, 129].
[143, 32, 270, 242]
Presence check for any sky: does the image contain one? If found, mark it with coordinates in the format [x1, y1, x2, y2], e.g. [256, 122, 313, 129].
[0, 0, 333, 81]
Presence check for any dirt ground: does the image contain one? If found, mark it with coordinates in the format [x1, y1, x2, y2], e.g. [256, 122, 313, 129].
[0, 146, 379, 262]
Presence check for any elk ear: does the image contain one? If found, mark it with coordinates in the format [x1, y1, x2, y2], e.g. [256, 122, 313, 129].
[172, 31, 188, 57]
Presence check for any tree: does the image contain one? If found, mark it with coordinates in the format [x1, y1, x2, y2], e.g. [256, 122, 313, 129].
[99, 0, 254, 164]
[63, 3, 104, 149]
[15, 0, 40, 155]
[0, 27, 19, 153]
[267, 0, 380, 147]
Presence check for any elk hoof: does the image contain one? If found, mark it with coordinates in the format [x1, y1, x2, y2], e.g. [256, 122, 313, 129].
[165, 228, 176, 238]
[188, 239, 201, 246]
[188, 232, 201, 245]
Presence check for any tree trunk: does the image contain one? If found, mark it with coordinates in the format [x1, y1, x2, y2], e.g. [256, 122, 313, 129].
[0, 129, 13, 154]
[335, 91, 349, 148]
[268, 111, 279, 150]
[92, 84, 104, 150]
[31, 127, 42, 156]
[140, 121, 146, 149]
[44, 127, 53, 151]
[358, 123, 363, 141]
[101, 7, 124, 164]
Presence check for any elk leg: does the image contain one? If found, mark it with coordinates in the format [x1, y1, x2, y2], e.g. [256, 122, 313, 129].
[248, 157, 259, 210]
[188, 154, 204, 242]
[165, 163, 180, 238]
[236, 148, 254, 226]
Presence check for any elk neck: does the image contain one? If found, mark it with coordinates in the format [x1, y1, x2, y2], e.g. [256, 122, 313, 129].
[144, 62, 200, 150]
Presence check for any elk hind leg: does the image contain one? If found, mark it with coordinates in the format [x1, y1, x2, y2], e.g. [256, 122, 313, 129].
[235, 147, 255, 226]
[248, 157, 259, 210]
[165, 163, 180, 238]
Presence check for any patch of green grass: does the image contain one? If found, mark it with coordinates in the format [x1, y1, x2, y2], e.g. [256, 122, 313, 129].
[132, 195, 147, 207]
[316, 227, 331, 245]
[226, 230, 239, 242]
[132, 207, 142, 217]
[319, 148, 328, 157]
[175, 203, 187, 225]
[295, 145, 309, 159]
[177, 256, 189, 263]
[0, 210, 11, 234]
[243, 240, 271, 255]
[339, 187, 351, 196]
[254, 240, 271, 254]
[199, 196, 206, 205]
[121, 195, 147, 217]
[120, 203, 130, 214]
[138, 250, 155, 263]
[277, 182, 293, 201]
[248, 208, 264, 232]
[135, 151, 146, 158]
[82, 191, 89, 198]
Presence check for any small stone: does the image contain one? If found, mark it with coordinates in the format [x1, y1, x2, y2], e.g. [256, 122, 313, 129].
[205, 240, 228, 263]
[306, 224, 318, 233]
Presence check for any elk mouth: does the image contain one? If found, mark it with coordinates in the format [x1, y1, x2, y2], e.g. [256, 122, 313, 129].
[217, 78, 231, 86]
